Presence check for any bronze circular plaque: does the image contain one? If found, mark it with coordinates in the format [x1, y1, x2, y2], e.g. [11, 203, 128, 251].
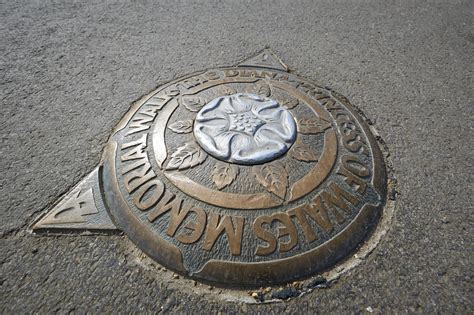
[101, 66, 387, 286]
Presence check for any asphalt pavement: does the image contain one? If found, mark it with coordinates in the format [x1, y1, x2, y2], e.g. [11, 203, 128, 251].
[1, 0, 472, 313]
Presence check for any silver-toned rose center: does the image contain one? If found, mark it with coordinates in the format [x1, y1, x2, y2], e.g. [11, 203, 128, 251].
[228, 112, 265, 135]
[193, 93, 297, 165]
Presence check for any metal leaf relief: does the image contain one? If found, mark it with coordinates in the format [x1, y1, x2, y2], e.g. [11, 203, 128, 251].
[166, 142, 207, 170]
[282, 98, 299, 109]
[289, 141, 318, 162]
[252, 162, 288, 200]
[211, 162, 239, 190]
[298, 117, 332, 134]
[256, 81, 271, 97]
[221, 86, 237, 95]
[168, 120, 193, 133]
[180, 96, 206, 112]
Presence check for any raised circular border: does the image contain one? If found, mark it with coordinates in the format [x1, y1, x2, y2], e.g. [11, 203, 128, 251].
[100, 67, 387, 287]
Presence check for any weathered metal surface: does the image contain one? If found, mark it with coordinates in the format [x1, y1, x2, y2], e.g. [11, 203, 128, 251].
[32, 167, 117, 232]
[100, 50, 387, 286]
[33, 50, 387, 287]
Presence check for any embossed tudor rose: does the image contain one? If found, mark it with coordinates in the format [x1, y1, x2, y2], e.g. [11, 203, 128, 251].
[34, 50, 388, 287]
[193, 93, 297, 164]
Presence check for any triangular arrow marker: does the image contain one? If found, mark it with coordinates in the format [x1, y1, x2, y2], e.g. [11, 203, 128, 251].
[238, 49, 289, 72]
[32, 167, 118, 232]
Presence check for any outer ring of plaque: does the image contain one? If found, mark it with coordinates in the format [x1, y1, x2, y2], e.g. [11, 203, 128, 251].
[100, 67, 387, 287]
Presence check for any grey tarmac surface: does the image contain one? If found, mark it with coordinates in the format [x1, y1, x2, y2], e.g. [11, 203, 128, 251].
[1, 0, 473, 313]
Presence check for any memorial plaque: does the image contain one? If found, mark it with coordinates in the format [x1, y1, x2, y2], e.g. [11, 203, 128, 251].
[34, 50, 387, 287]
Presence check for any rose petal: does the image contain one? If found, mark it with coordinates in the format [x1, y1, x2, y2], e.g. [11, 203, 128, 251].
[230, 94, 253, 112]
[275, 110, 297, 140]
[255, 119, 295, 144]
[197, 97, 229, 117]
[214, 96, 239, 114]
[214, 131, 240, 160]
[229, 133, 257, 161]
[249, 127, 287, 160]
[252, 98, 280, 118]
